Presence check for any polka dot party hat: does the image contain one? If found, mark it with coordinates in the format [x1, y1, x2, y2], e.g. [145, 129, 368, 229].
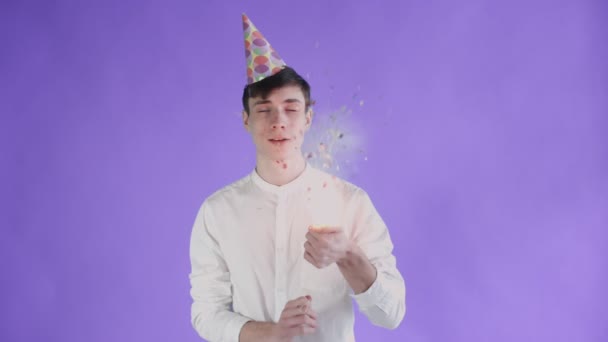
[242, 13, 287, 84]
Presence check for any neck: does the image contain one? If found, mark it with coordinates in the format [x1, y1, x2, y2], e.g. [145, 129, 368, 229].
[255, 154, 306, 186]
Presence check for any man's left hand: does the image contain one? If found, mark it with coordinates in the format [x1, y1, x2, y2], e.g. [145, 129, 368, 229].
[303, 226, 351, 269]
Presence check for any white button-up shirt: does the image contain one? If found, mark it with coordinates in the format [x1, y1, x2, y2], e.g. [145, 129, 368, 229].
[189, 165, 405, 341]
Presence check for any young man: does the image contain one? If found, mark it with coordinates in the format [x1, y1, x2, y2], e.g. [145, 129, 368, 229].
[189, 14, 405, 342]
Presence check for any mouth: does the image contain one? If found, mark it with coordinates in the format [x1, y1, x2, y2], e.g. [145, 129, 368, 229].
[269, 138, 290, 145]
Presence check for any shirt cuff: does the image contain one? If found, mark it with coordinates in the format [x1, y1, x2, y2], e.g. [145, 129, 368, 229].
[224, 314, 253, 342]
[350, 271, 388, 310]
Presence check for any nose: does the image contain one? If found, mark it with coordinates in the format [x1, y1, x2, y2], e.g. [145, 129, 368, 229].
[270, 109, 287, 129]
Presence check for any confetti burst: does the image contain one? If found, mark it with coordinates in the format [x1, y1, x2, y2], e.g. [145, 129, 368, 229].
[302, 105, 366, 179]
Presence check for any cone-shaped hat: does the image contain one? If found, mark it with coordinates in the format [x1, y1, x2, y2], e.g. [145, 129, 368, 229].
[242, 14, 287, 84]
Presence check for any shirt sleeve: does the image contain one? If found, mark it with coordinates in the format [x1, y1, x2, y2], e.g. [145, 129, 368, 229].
[189, 202, 252, 341]
[349, 189, 406, 330]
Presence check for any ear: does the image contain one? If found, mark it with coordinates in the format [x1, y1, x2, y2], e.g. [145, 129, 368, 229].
[305, 108, 313, 129]
[242, 110, 250, 131]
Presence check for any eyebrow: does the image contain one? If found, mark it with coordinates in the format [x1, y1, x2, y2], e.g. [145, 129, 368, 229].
[253, 98, 302, 107]
[253, 99, 272, 106]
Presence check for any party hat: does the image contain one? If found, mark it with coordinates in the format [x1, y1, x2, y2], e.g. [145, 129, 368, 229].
[242, 13, 287, 84]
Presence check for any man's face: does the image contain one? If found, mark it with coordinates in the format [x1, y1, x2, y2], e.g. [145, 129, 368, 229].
[243, 85, 312, 162]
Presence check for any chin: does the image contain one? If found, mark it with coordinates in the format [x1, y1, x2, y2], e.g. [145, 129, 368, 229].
[264, 151, 299, 161]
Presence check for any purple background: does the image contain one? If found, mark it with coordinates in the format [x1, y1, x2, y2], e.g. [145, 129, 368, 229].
[1, 0, 607, 341]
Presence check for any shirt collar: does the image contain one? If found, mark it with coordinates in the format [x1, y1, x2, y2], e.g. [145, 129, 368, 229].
[250, 163, 312, 195]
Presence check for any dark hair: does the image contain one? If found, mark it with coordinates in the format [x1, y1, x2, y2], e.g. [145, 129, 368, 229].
[242, 66, 313, 114]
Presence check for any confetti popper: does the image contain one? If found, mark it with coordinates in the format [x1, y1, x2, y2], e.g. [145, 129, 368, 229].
[309, 224, 341, 233]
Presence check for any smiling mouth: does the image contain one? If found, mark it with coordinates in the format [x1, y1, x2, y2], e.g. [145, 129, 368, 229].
[268, 138, 289, 148]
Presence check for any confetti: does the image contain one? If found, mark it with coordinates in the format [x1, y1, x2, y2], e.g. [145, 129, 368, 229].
[301, 101, 367, 179]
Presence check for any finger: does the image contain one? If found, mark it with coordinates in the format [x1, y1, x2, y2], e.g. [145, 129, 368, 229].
[306, 249, 329, 267]
[305, 230, 321, 243]
[304, 251, 320, 268]
[288, 295, 317, 320]
[306, 233, 328, 251]
[305, 240, 327, 262]
[307, 229, 327, 241]
[294, 301, 310, 313]
[304, 242, 327, 262]
[303, 240, 320, 255]
[283, 308, 317, 325]
[304, 306, 318, 320]
[302, 313, 317, 327]
[300, 295, 317, 319]
[286, 323, 316, 336]
[321, 226, 342, 234]
[282, 306, 309, 319]
[283, 312, 317, 328]
[282, 314, 315, 330]
[300, 302, 319, 321]
[304, 244, 316, 264]
[284, 296, 311, 310]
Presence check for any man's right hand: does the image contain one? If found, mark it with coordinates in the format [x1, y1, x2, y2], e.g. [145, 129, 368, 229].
[272, 295, 317, 341]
